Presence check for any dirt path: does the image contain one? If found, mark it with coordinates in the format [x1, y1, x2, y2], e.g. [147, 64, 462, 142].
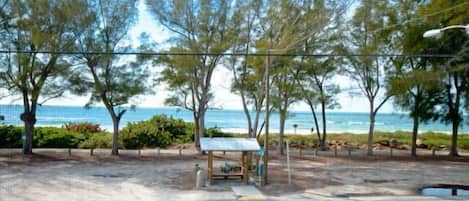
[1, 148, 469, 201]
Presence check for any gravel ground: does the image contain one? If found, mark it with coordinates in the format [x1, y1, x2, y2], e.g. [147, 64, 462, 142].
[1, 148, 468, 201]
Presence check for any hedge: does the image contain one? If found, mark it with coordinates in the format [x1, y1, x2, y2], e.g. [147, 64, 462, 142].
[0, 114, 229, 149]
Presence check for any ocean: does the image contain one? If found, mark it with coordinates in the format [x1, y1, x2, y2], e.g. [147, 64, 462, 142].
[0, 104, 467, 134]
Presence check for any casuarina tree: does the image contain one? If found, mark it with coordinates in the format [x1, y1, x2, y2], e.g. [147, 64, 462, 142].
[0, 0, 87, 154]
[70, 0, 153, 155]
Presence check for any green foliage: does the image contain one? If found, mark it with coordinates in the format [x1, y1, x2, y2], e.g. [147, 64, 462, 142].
[120, 115, 194, 148]
[78, 133, 114, 149]
[68, 0, 152, 155]
[0, 0, 89, 153]
[34, 127, 85, 148]
[121, 122, 172, 149]
[204, 127, 234, 138]
[63, 122, 102, 133]
[0, 125, 23, 148]
[147, 0, 237, 145]
[258, 131, 469, 150]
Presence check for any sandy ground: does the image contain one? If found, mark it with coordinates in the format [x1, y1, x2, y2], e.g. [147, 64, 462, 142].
[1, 147, 469, 201]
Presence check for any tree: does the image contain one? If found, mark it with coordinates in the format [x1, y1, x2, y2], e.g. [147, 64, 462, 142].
[147, 0, 235, 148]
[225, 0, 265, 139]
[344, 0, 396, 156]
[0, 0, 86, 154]
[297, 57, 341, 150]
[295, 0, 347, 150]
[256, 0, 331, 155]
[271, 57, 302, 155]
[71, 0, 152, 155]
[418, 0, 468, 157]
[388, 0, 442, 157]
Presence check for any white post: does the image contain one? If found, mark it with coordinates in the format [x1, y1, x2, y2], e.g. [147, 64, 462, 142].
[195, 170, 202, 189]
[286, 140, 291, 185]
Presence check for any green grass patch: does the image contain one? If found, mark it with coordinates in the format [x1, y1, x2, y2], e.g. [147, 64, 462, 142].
[254, 130, 469, 150]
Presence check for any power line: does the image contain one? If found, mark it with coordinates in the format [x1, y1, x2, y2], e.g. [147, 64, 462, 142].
[0, 50, 457, 58]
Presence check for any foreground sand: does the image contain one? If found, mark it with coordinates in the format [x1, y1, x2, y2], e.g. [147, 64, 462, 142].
[1, 148, 468, 201]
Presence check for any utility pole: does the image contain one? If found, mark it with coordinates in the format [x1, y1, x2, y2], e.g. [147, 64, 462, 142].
[263, 50, 270, 185]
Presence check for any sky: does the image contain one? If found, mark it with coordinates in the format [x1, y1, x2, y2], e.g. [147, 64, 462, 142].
[0, 1, 396, 113]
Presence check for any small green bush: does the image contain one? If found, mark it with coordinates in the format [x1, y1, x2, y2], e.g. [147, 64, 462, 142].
[0, 125, 23, 148]
[204, 127, 233, 138]
[63, 122, 102, 133]
[120, 114, 193, 148]
[459, 134, 469, 149]
[150, 115, 194, 141]
[78, 133, 114, 149]
[34, 127, 85, 148]
[121, 122, 171, 148]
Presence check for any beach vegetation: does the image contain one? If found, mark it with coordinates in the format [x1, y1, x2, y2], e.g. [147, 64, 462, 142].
[147, 0, 236, 149]
[417, 0, 469, 157]
[388, 0, 444, 157]
[34, 127, 85, 148]
[78, 133, 114, 149]
[225, 1, 265, 139]
[120, 115, 194, 148]
[69, 0, 154, 155]
[204, 127, 234, 138]
[0, 0, 89, 154]
[258, 131, 469, 151]
[63, 122, 102, 133]
[342, 1, 396, 156]
[0, 125, 23, 148]
[295, 0, 347, 151]
[255, 0, 329, 155]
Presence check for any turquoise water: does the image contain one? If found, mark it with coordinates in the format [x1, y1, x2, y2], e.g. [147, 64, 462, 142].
[0, 104, 467, 134]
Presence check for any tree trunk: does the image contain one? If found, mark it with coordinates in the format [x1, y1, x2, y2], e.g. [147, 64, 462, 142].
[367, 103, 375, 156]
[111, 116, 120, 155]
[320, 100, 327, 151]
[20, 112, 36, 155]
[411, 116, 419, 157]
[253, 108, 261, 138]
[196, 112, 205, 148]
[279, 111, 286, 155]
[450, 120, 459, 157]
[240, 90, 253, 137]
[194, 116, 200, 146]
[23, 120, 34, 155]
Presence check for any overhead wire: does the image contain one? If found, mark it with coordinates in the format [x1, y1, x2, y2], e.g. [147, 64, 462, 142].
[0, 50, 457, 58]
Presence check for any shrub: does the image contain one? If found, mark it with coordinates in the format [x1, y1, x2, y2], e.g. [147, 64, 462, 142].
[63, 122, 102, 133]
[0, 125, 23, 148]
[151, 115, 195, 142]
[78, 133, 114, 149]
[120, 115, 192, 148]
[34, 127, 85, 148]
[204, 127, 233, 138]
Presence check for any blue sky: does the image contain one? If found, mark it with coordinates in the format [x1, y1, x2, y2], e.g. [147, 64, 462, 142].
[0, 1, 396, 113]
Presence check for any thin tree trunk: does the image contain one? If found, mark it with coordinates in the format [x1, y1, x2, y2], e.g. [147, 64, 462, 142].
[450, 120, 459, 157]
[197, 111, 205, 148]
[367, 103, 375, 156]
[253, 108, 261, 138]
[20, 108, 36, 155]
[279, 111, 286, 155]
[111, 116, 120, 155]
[320, 99, 327, 150]
[411, 115, 419, 157]
[194, 115, 200, 144]
[309, 104, 323, 150]
[23, 120, 34, 154]
[449, 74, 460, 157]
[240, 93, 253, 137]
